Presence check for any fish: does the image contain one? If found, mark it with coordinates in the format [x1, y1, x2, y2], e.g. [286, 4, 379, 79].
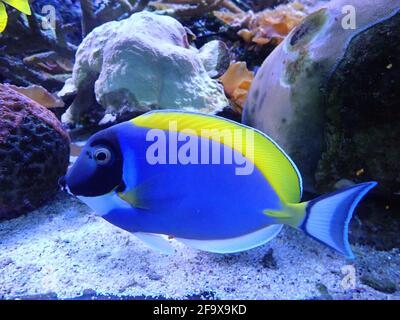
[61, 110, 376, 258]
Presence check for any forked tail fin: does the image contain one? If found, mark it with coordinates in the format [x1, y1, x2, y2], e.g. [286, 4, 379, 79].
[263, 182, 377, 258]
[299, 182, 377, 259]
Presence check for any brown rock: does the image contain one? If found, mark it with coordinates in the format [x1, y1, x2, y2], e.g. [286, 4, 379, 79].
[0, 84, 70, 220]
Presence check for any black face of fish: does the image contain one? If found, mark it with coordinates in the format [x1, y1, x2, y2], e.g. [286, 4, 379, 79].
[62, 128, 123, 197]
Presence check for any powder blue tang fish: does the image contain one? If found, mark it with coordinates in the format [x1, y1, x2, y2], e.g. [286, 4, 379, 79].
[62, 110, 376, 258]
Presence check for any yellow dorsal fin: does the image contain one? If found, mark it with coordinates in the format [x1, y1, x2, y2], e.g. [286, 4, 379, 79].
[3, 0, 31, 15]
[131, 110, 302, 203]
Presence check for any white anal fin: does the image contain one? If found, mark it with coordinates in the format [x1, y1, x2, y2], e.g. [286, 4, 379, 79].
[176, 224, 283, 254]
[134, 232, 175, 255]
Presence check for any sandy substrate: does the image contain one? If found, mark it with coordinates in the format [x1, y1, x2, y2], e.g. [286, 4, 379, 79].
[0, 192, 399, 300]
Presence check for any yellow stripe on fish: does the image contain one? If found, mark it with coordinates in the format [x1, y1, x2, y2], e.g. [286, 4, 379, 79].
[131, 110, 302, 203]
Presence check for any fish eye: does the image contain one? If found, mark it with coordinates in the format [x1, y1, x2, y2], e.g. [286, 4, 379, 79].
[94, 147, 112, 165]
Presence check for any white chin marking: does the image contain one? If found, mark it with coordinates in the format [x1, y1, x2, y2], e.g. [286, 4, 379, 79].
[65, 185, 75, 197]
[77, 192, 131, 216]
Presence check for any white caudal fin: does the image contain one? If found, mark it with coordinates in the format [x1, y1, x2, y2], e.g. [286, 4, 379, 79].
[300, 182, 377, 259]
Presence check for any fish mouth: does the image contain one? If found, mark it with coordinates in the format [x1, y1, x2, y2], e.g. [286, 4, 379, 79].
[58, 176, 76, 197]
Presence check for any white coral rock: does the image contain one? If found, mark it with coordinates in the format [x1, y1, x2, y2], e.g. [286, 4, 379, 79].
[61, 11, 229, 126]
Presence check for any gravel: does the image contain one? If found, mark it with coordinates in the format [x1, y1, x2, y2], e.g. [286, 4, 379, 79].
[0, 192, 399, 300]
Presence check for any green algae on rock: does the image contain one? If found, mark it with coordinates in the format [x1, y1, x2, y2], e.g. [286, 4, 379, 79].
[0, 84, 70, 220]
[243, 0, 400, 195]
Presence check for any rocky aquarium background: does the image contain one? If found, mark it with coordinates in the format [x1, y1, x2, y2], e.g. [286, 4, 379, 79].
[0, 0, 399, 300]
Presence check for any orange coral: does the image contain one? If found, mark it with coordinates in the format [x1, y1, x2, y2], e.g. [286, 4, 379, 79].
[214, 2, 307, 46]
[219, 62, 254, 113]
[6, 84, 65, 109]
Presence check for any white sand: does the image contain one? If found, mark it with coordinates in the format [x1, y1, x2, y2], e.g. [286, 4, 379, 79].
[0, 193, 399, 300]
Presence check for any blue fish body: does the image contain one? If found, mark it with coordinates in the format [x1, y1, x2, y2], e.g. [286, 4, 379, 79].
[101, 122, 281, 240]
[63, 110, 376, 258]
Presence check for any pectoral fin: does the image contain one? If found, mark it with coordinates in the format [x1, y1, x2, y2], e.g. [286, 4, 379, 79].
[134, 232, 175, 254]
[117, 176, 160, 209]
[118, 174, 184, 210]
[118, 188, 149, 210]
